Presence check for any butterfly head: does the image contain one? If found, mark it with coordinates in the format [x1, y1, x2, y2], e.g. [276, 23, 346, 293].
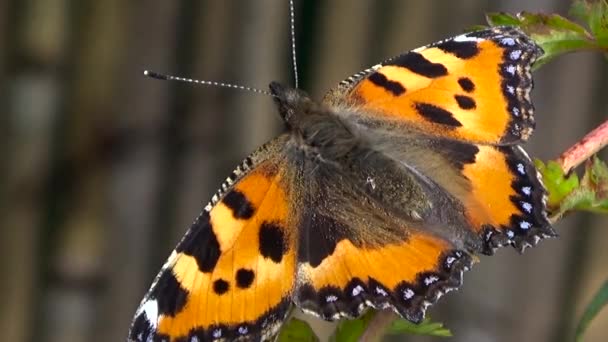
[270, 81, 360, 160]
[269, 81, 318, 127]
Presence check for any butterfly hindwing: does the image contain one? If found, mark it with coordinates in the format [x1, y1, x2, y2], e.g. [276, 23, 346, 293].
[424, 140, 556, 253]
[284, 138, 477, 323]
[349, 130, 556, 254]
[296, 229, 473, 323]
[129, 136, 298, 342]
[324, 26, 543, 145]
[464, 145, 555, 251]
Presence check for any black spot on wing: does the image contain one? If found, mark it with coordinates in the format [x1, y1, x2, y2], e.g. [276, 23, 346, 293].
[434, 139, 479, 171]
[150, 270, 189, 316]
[414, 102, 462, 127]
[259, 222, 287, 263]
[435, 40, 479, 59]
[368, 72, 406, 96]
[213, 279, 230, 295]
[389, 52, 448, 78]
[298, 211, 349, 267]
[454, 95, 476, 110]
[176, 211, 221, 273]
[236, 269, 255, 288]
[222, 190, 255, 219]
[458, 77, 475, 92]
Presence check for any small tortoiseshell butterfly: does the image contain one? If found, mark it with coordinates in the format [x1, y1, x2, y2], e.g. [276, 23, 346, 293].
[128, 25, 556, 341]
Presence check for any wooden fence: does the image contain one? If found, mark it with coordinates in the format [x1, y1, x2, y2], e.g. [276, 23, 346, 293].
[1, 1, 607, 341]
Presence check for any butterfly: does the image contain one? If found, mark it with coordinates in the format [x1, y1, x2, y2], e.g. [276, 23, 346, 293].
[128, 26, 556, 342]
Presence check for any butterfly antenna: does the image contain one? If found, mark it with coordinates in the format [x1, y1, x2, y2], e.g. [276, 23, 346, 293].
[143, 70, 274, 97]
[289, 0, 299, 89]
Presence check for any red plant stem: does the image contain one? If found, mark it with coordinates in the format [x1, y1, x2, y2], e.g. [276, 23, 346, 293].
[557, 118, 608, 173]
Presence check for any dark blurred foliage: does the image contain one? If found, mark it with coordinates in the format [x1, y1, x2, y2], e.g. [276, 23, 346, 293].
[1, 1, 607, 341]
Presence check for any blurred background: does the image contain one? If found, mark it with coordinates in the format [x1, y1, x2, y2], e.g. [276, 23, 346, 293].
[1, 0, 607, 341]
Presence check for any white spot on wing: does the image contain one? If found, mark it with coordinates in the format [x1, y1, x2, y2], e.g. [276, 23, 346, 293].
[453, 34, 483, 42]
[326, 295, 338, 303]
[506, 65, 516, 75]
[446, 256, 456, 267]
[522, 201, 533, 213]
[522, 186, 532, 196]
[238, 326, 248, 335]
[212, 329, 222, 338]
[510, 49, 522, 60]
[140, 299, 158, 329]
[520, 220, 532, 230]
[403, 288, 415, 300]
[501, 37, 516, 46]
[424, 275, 439, 286]
[507, 85, 515, 94]
[352, 285, 364, 296]
[512, 107, 520, 117]
[517, 163, 526, 175]
[375, 287, 388, 296]
[506, 230, 515, 238]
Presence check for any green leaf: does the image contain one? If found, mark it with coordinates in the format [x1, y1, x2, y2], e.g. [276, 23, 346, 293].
[330, 310, 375, 342]
[570, 1, 591, 23]
[539, 157, 608, 217]
[575, 279, 608, 342]
[570, 0, 608, 47]
[576, 157, 608, 213]
[386, 317, 452, 337]
[278, 318, 319, 342]
[517, 12, 594, 67]
[486, 11, 596, 67]
[486, 12, 521, 26]
[535, 160, 580, 209]
[556, 183, 597, 214]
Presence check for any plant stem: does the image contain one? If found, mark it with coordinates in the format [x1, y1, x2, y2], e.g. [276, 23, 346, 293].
[557, 118, 608, 173]
[358, 310, 396, 342]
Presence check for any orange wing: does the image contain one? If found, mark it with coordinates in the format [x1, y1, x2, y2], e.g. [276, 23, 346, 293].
[324, 26, 542, 145]
[129, 136, 297, 342]
[295, 226, 472, 323]
[429, 140, 556, 253]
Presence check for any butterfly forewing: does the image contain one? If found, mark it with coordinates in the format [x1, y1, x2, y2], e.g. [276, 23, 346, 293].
[129, 136, 299, 342]
[325, 27, 542, 145]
